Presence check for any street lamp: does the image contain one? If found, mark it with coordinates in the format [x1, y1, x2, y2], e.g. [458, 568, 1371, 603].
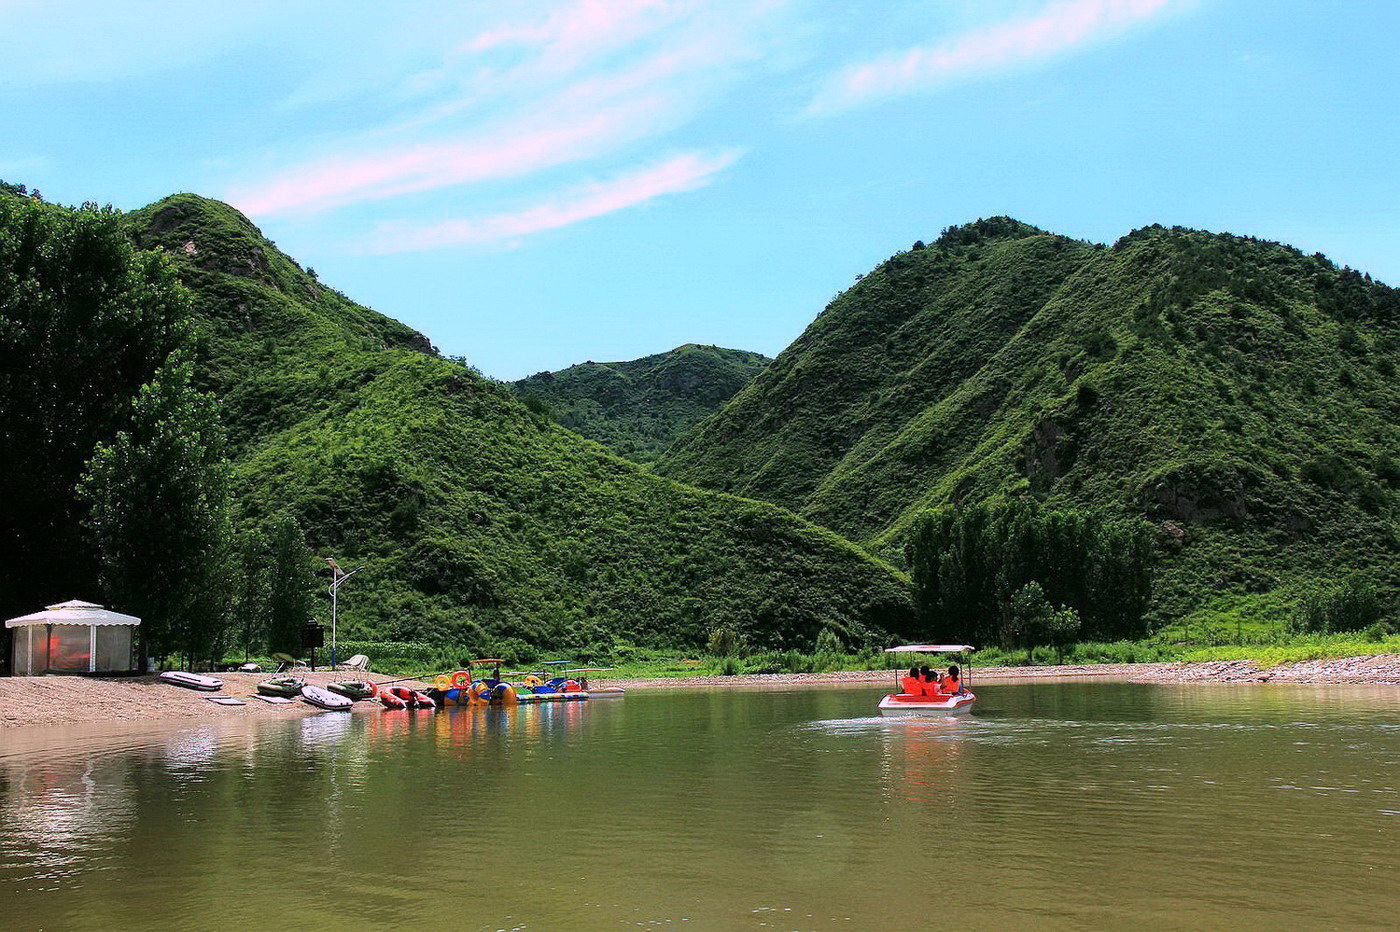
[325, 558, 363, 670]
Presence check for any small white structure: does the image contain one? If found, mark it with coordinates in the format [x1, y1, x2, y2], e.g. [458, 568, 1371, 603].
[5, 600, 141, 676]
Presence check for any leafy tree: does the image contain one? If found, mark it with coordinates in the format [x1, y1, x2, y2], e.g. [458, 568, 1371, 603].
[266, 514, 316, 656]
[1005, 581, 1055, 649]
[909, 502, 1153, 647]
[79, 352, 232, 667]
[1291, 574, 1383, 634]
[0, 193, 189, 617]
[233, 529, 272, 661]
[1043, 606, 1082, 663]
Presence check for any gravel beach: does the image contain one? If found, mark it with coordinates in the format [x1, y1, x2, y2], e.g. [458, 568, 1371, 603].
[4, 655, 1397, 730]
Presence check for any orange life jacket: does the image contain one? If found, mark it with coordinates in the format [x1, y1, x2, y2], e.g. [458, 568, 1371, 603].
[921, 677, 940, 696]
[901, 676, 921, 696]
[942, 676, 960, 694]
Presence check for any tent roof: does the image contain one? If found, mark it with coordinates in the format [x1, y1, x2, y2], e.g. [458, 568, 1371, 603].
[884, 644, 975, 654]
[5, 600, 141, 628]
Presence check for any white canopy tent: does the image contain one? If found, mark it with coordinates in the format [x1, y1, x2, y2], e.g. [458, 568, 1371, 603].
[5, 600, 141, 675]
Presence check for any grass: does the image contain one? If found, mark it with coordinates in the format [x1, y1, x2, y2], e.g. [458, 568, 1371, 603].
[223, 631, 1400, 679]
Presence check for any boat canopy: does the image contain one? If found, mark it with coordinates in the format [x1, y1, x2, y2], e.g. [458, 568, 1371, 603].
[884, 644, 976, 654]
[540, 660, 572, 666]
[469, 658, 504, 664]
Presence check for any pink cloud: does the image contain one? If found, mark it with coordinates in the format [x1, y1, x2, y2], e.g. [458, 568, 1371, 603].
[808, 0, 1176, 114]
[228, 91, 671, 217]
[365, 148, 741, 253]
[465, 0, 677, 56]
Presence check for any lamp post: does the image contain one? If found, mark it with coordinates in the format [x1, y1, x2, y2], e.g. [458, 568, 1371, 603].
[325, 558, 363, 670]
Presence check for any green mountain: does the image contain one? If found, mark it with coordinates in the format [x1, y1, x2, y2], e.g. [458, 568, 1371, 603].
[657, 217, 1400, 624]
[115, 194, 912, 652]
[512, 345, 769, 462]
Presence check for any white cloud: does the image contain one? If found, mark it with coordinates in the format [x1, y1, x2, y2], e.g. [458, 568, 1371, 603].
[807, 0, 1178, 114]
[364, 148, 741, 252]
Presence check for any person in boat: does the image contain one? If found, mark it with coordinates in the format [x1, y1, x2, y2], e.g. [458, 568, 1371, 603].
[921, 666, 941, 696]
[941, 665, 962, 695]
[901, 667, 922, 696]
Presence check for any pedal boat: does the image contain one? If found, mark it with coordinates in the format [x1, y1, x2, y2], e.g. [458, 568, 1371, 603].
[879, 644, 977, 717]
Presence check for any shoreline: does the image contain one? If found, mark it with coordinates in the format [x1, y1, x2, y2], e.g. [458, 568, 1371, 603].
[2, 655, 1397, 730]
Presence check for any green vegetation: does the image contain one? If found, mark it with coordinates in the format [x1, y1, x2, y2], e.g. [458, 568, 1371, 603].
[0, 192, 191, 622]
[116, 193, 913, 654]
[659, 217, 1400, 640]
[512, 344, 768, 462]
[909, 501, 1153, 646]
[79, 352, 233, 667]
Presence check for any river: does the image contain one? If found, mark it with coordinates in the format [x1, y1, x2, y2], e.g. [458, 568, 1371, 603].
[2, 681, 1398, 929]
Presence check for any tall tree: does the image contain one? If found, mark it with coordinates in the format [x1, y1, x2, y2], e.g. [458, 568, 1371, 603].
[909, 501, 1154, 647]
[0, 193, 189, 616]
[266, 514, 315, 656]
[233, 529, 272, 662]
[79, 352, 232, 666]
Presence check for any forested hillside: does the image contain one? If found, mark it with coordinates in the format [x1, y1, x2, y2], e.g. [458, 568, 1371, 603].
[658, 217, 1400, 624]
[513, 344, 768, 462]
[118, 194, 913, 653]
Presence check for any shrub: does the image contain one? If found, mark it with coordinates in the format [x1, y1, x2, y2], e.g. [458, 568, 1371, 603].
[707, 625, 746, 658]
[1291, 575, 1384, 634]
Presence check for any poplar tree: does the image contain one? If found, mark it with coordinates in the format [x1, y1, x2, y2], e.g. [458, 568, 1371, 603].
[79, 352, 233, 667]
[266, 514, 316, 656]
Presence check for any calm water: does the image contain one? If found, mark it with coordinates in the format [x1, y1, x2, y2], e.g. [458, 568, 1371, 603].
[3, 681, 1399, 930]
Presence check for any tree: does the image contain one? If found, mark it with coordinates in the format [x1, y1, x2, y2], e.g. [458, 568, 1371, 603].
[909, 501, 1154, 646]
[79, 352, 232, 667]
[0, 194, 189, 617]
[1043, 606, 1082, 663]
[266, 514, 315, 656]
[233, 529, 272, 661]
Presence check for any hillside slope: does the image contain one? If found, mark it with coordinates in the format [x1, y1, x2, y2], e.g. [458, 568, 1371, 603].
[122, 194, 913, 652]
[657, 218, 1400, 621]
[513, 344, 768, 462]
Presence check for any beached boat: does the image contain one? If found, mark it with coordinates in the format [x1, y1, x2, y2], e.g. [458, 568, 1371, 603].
[567, 667, 625, 698]
[327, 680, 377, 701]
[384, 685, 436, 709]
[301, 684, 353, 711]
[256, 676, 306, 698]
[379, 691, 408, 710]
[878, 645, 977, 717]
[160, 670, 223, 691]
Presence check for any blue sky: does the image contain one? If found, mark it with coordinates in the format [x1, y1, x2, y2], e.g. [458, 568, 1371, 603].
[3, 0, 1397, 379]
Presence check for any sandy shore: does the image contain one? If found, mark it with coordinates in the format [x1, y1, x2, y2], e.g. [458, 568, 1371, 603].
[0, 670, 431, 730]
[3, 655, 1397, 730]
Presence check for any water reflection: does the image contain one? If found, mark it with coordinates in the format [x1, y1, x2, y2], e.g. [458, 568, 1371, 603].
[1, 684, 1398, 929]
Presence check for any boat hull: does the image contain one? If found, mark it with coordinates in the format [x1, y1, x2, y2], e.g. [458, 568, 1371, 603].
[301, 685, 353, 711]
[585, 687, 625, 698]
[160, 671, 223, 691]
[878, 692, 975, 716]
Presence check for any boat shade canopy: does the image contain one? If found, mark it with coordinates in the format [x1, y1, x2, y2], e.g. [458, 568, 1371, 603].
[540, 660, 572, 665]
[468, 658, 504, 664]
[884, 644, 975, 654]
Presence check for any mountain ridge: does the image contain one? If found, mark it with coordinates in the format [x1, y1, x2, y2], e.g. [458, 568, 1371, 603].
[657, 217, 1400, 625]
[513, 343, 769, 462]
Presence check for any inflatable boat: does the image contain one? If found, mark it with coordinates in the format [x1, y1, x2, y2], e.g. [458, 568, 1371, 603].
[878, 644, 977, 717]
[327, 680, 377, 701]
[160, 671, 223, 691]
[257, 676, 306, 698]
[301, 684, 354, 711]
